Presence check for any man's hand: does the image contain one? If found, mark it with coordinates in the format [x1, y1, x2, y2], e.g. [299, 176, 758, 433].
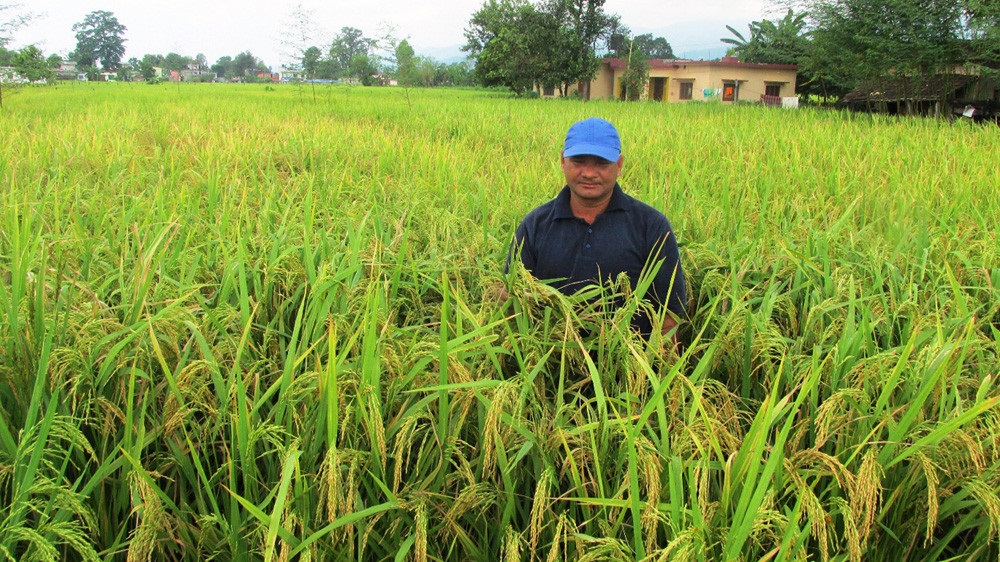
[661, 315, 680, 349]
[487, 281, 509, 303]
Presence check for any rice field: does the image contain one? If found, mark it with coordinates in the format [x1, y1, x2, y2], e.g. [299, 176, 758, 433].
[1, 81, 999, 560]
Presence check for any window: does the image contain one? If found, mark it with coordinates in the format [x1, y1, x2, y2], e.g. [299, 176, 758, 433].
[723, 81, 737, 102]
[543, 85, 555, 96]
[679, 81, 693, 100]
[765, 83, 781, 97]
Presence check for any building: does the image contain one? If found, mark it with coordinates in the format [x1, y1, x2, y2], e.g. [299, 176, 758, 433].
[278, 67, 307, 82]
[542, 56, 798, 105]
[54, 63, 80, 81]
[840, 73, 999, 120]
[170, 63, 213, 82]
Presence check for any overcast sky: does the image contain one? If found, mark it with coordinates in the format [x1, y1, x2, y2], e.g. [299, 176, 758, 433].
[10, 0, 775, 68]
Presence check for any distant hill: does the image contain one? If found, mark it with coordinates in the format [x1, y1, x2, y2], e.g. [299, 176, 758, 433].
[412, 44, 471, 65]
[676, 48, 729, 61]
[640, 19, 740, 61]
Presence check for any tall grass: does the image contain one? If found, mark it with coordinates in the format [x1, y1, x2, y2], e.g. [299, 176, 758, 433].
[1, 82, 998, 560]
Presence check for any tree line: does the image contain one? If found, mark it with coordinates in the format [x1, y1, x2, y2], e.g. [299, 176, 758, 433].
[0, 8, 474, 87]
[464, 0, 999, 101]
[295, 27, 475, 87]
[6, 1, 998, 100]
[722, 0, 999, 99]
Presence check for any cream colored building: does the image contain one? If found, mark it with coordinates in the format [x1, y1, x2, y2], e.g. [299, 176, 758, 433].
[545, 57, 798, 104]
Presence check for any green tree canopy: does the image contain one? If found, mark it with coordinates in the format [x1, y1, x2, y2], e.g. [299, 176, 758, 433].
[210, 56, 233, 79]
[72, 10, 127, 71]
[722, 9, 819, 95]
[330, 27, 376, 78]
[394, 39, 417, 86]
[464, 0, 618, 96]
[12, 44, 51, 81]
[163, 52, 192, 72]
[464, 0, 557, 94]
[633, 34, 673, 59]
[609, 31, 674, 59]
[793, 0, 995, 97]
[232, 51, 267, 78]
[302, 46, 321, 78]
[348, 53, 379, 85]
[723, 10, 808, 66]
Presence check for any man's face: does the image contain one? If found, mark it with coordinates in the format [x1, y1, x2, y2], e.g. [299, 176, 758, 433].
[561, 153, 623, 204]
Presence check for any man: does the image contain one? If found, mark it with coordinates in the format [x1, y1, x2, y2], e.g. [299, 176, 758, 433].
[507, 117, 687, 340]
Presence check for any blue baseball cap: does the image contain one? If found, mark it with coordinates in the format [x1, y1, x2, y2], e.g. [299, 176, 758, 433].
[563, 117, 621, 162]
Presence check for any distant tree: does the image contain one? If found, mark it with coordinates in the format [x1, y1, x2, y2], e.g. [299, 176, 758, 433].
[72, 10, 127, 71]
[314, 57, 339, 80]
[330, 27, 375, 78]
[439, 60, 474, 86]
[632, 33, 673, 59]
[723, 9, 816, 95]
[610, 32, 649, 99]
[723, 10, 808, 65]
[963, 0, 1000, 71]
[163, 52, 192, 72]
[464, 0, 619, 96]
[449, 61, 476, 86]
[12, 44, 51, 81]
[464, 0, 557, 95]
[348, 52, 378, 85]
[211, 55, 232, 79]
[116, 64, 135, 82]
[542, 0, 620, 98]
[283, 1, 323, 85]
[46, 53, 63, 70]
[302, 46, 321, 78]
[802, 0, 971, 99]
[118, 56, 139, 80]
[608, 29, 673, 59]
[1, 3, 35, 108]
[139, 54, 163, 80]
[415, 56, 439, 86]
[394, 39, 417, 85]
[232, 51, 267, 79]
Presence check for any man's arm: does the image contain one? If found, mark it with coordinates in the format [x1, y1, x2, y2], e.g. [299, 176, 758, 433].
[497, 223, 531, 303]
[649, 218, 687, 348]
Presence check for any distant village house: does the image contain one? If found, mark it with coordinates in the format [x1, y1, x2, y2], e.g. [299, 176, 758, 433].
[278, 67, 306, 82]
[170, 63, 215, 82]
[541, 56, 798, 106]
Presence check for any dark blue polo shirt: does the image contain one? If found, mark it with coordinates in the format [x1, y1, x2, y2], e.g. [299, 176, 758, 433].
[509, 184, 687, 334]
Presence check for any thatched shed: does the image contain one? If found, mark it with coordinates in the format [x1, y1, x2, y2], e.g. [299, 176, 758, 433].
[840, 73, 999, 120]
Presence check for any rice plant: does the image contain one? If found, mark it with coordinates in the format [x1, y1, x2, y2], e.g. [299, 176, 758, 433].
[1, 82, 998, 560]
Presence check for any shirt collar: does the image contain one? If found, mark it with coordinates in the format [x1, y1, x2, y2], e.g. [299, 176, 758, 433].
[552, 184, 629, 220]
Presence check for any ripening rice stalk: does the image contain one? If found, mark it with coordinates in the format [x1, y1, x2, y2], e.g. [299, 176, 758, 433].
[0, 83, 998, 560]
